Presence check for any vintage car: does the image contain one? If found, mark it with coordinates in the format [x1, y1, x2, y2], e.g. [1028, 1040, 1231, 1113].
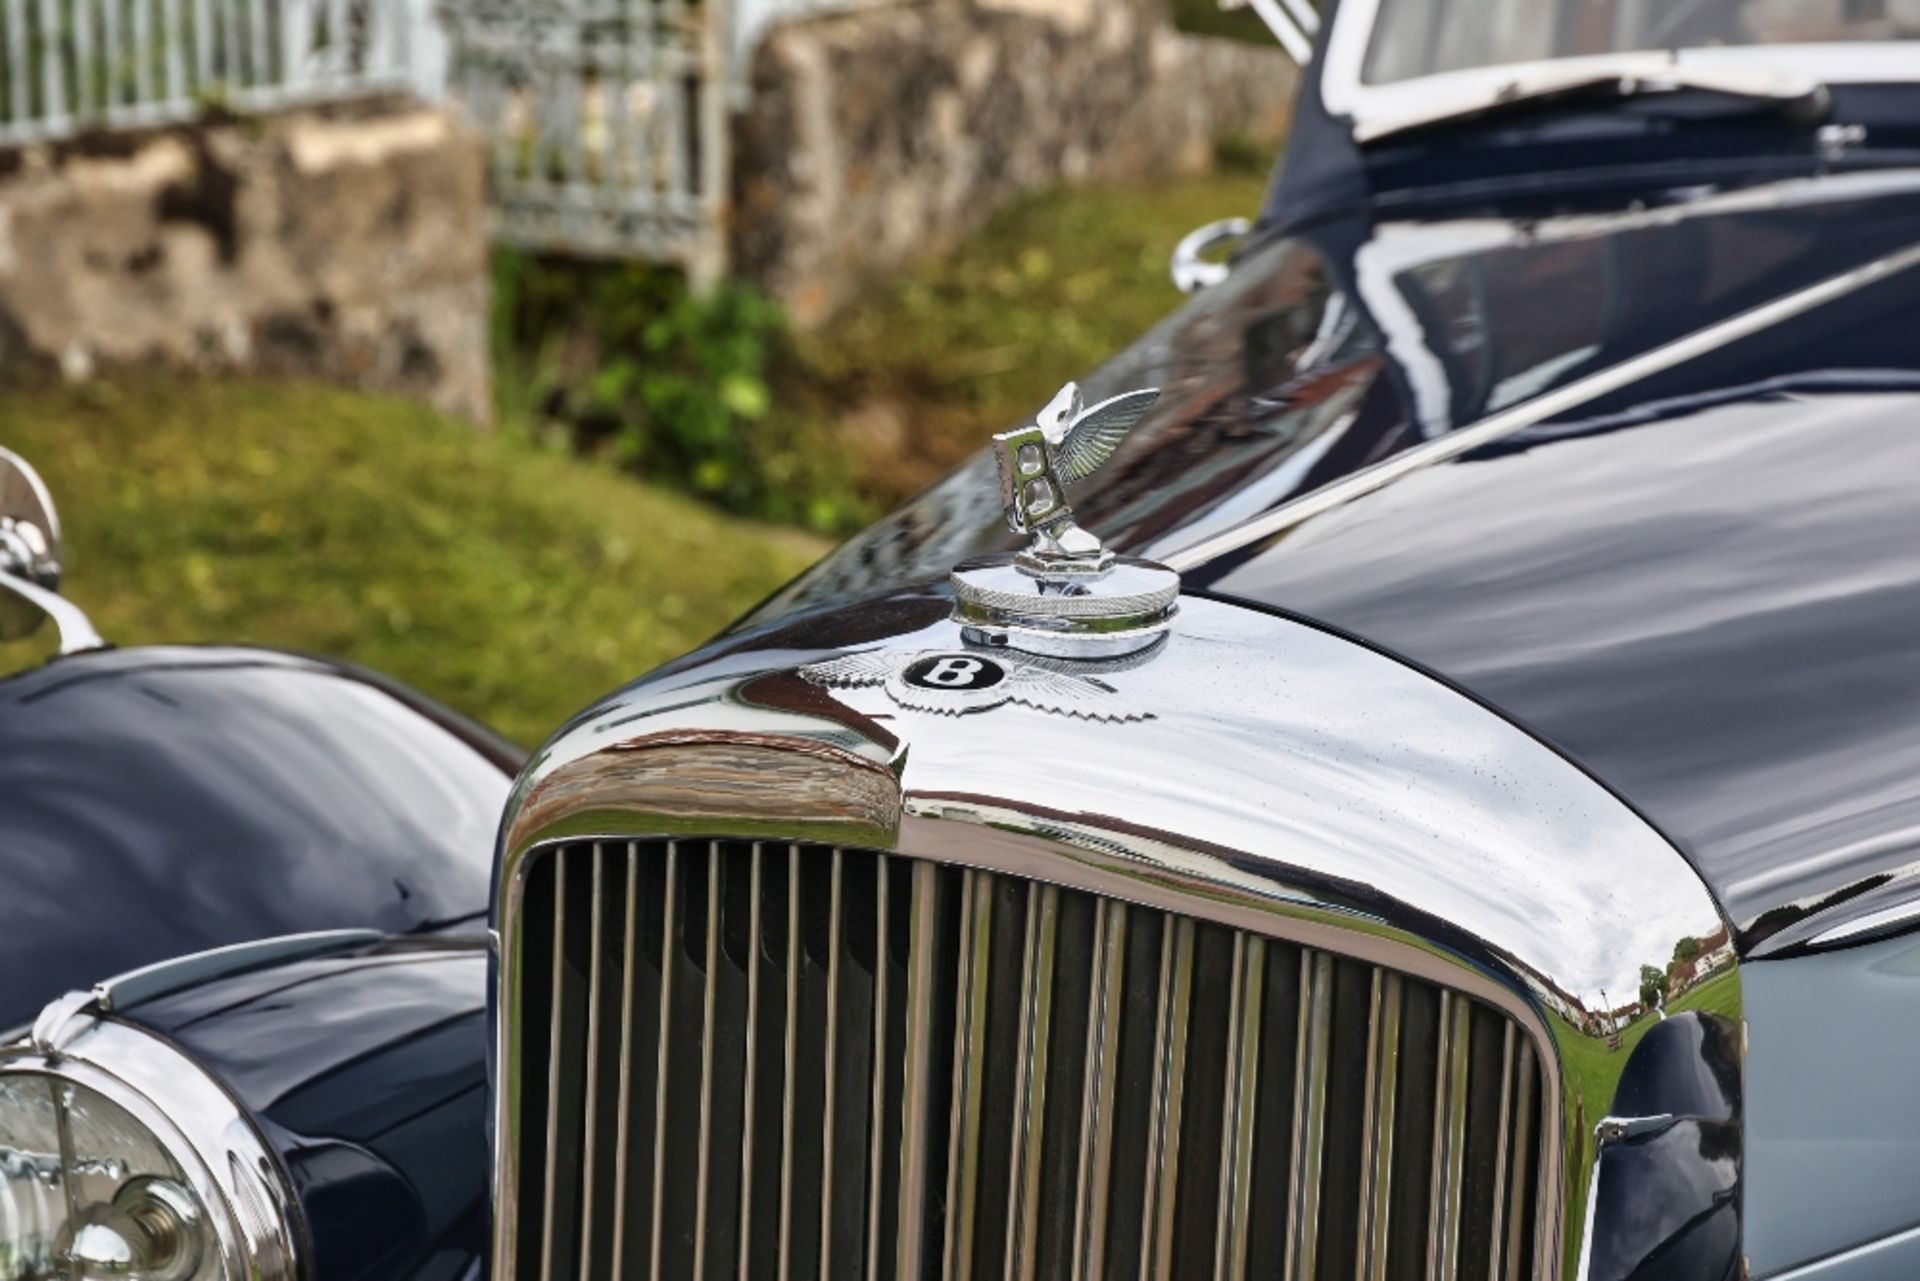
[0, 446, 516, 1281]
[10, 2, 1920, 1280]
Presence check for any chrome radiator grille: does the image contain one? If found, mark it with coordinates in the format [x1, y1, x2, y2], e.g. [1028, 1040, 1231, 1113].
[509, 840, 1547, 1281]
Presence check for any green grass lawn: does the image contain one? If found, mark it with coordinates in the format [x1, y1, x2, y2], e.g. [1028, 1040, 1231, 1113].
[785, 158, 1275, 506]
[0, 377, 824, 746]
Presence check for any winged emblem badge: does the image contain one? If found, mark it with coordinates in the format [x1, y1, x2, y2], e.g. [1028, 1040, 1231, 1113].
[993, 382, 1160, 576]
[799, 649, 1152, 722]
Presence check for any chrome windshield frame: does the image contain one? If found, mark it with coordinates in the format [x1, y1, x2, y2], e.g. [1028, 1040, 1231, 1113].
[1321, 0, 1920, 142]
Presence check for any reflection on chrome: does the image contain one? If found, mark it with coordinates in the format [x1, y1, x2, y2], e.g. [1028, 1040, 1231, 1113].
[494, 593, 1740, 1279]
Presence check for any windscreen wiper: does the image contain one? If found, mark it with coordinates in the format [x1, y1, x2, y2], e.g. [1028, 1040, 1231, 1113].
[1357, 51, 1831, 144]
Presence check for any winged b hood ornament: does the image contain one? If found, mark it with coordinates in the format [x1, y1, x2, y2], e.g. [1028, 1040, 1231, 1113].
[946, 381, 1180, 661]
[991, 382, 1160, 576]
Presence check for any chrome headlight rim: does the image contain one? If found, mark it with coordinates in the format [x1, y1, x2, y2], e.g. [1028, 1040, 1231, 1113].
[1, 1013, 302, 1281]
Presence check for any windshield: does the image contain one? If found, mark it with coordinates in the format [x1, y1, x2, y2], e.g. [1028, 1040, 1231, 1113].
[1365, 0, 1920, 84]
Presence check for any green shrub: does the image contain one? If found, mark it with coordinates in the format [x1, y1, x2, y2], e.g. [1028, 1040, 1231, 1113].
[493, 250, 871, 534]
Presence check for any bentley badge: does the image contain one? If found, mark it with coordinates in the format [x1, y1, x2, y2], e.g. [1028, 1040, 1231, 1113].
[800, 649, 1152, 722]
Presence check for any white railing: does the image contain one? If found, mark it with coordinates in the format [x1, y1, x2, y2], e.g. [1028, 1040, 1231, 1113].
[441, 0, 731, 278]
[0, 0, 431, 147]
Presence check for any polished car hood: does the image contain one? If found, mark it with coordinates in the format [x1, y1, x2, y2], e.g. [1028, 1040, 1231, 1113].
[751, 167, 1920, 951]
[0, 645, 519, 1030]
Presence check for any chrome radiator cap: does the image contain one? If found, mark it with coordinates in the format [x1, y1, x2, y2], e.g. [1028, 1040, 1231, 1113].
[953, 381, 1177, 658]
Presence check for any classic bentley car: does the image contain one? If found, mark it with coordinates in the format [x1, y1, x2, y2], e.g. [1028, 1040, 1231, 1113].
[0, 447, 515, 1281]
[13, 2, 1920, 1280]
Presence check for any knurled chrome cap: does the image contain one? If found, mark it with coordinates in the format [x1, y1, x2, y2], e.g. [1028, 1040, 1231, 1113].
[950, 554, 1179, 659]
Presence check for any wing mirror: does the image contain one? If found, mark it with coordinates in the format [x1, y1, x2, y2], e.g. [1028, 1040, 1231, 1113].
[0, 446, 101, 652]
[1171, 217, 1252, 294]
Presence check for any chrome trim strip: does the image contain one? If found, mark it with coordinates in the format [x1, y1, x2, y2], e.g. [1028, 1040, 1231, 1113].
[92, 929, 384, 1014]
[692, 844, 723, 1281]
[1428, 995, 1472, 1281]
[1074, 901, 1126, 1281]
[866, 853, 892, 1281]
[943, 870, 991, 1281]
[29, 989, 99, 1056]
[648, 841, 680, 1281]
[1, 1018, 300, 1281]
[1286, 950, 1333, 1281]
[0, 567, 104, 655]
[577, 846, 607, 1277]
[537, 847, 568, 1281]
[739, 843, 764, 1281]
[1806, 897, 1920, 948]
[818, 848, 845, 1279]
[1360, 972, 1404, 1281]
[1005, 883, 1058, 1281]
[610, 843, 643, 1281]
[1487, 1023, 1518, 1281]
[1244, 0, 1312, 63]
[778, 843, 802, 1281]
[1215, 934, 1265, 1281]
[1506, 1048, 1538, 1281]
[895, 862, 939, 1279]
[1165, 241, 1920, 572]
[1142, 916, 1195, 1281]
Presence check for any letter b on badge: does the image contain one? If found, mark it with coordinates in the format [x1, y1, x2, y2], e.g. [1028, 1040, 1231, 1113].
[904, 654, 1006, 692]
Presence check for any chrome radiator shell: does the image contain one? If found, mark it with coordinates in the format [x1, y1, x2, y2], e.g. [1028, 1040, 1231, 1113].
[492, 591, 1739, 1280]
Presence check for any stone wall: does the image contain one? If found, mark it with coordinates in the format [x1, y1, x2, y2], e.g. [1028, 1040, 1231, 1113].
[732, 0, 1297, 326]
[0, 101, 491, 421]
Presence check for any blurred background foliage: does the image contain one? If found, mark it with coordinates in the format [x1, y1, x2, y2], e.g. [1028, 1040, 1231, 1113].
[496, 146, 1271, 540]
[3, 151, 1273, 742]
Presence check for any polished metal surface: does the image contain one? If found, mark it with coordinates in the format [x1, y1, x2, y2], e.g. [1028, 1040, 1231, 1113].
[956, 382, 1176, 658]
[493, 592, 1738, 1278]
[990, 382, 1161, 569]
[0, 447, 62, 590]
[1170, 218, 1252, 294]
[1, 1010, 300, 1281]
[1165, 237, 1920, 573]
[92, 929, 387, 1013]
[501, 838, 1545, 1281]
[801, 646, 1155, 721]
[0, 445, 100, 652]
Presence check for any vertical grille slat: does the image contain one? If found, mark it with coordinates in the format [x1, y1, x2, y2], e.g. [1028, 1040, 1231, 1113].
[1071, 902, 1127, 1281]
[942, 870, 991, 1281]
[1141, 916, 1196, 1281]
[1213, 934, 1265, 1281]
[1427, 993, 1474, 1281]
[651, 842, 689, 1281]
[538, 847, 570, 1281]
[1359, 972, 1405, 1281]
[1505, 1046, 1540, 1281]
[864, 855, 894, 1281]
[737, 845, 766, 1281]
[777, 844, 804, 1281]
[1003, 883, 1057, 1281]
[1286, 950, 1334, 1281]
[511, 841, 1553, 1281]
[609, 844, 644, 1281]
[894, 865, 940, 1281]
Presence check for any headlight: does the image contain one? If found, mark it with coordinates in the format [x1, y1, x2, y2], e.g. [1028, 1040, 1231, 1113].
[1, 1008, 298, 1281]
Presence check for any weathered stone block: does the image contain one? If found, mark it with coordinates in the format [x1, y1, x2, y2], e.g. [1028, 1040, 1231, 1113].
[0, 101, 492, 422]
[731, 0, 1297, 326]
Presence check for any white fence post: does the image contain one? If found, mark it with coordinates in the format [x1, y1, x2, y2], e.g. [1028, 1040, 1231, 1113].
[0, 0, 431, 147]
